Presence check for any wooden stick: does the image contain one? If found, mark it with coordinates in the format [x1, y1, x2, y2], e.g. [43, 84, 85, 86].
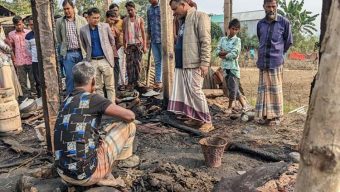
[161, 116, 203, 137]
[23, 113, 44, 124]
[202, 89, 224, 98]
[31, 0, 61, 152]
[8, 151, 42, 173]
[161, 0, 175, 101]
[0, 159, 27, 169]
[146, 46, 152, 87]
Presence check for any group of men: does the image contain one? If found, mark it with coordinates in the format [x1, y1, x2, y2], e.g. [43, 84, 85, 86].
[52, 0, 217, 187]
[52, 0, 162, 187]
[0, 0, 164, 104]
[0, 15, 41, 101]
[1, 0, 292, 188]
[56, 0, 164, 103]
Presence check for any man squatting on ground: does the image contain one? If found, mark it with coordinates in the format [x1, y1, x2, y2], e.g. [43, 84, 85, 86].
[255, 0, 292, 126]
[54, 62, 138, 186]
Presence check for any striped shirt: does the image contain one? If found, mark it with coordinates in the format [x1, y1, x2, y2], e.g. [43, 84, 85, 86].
[66, 19, 80, 50]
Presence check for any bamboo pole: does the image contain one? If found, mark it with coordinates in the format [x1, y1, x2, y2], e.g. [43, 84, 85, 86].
[161, 0, 174, 102]
[224, 0, 232, 33]
[31, 0, 60, 152]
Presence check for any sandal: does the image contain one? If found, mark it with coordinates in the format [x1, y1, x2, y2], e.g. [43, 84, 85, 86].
[257, 119, 270, 125]
[257, 118, 280, 126]
[176, 115, 190, 121]
[118, 85, 126, 91]
[184, 119, 203, 127]
[268, 118, 281, 126]
[199, 123, 215, 133]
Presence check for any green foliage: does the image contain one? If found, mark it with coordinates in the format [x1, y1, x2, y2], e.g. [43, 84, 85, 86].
[277, 0, 319, 53]
[278, 0, 319, 36]
[290, 34, 318, 53]
[76, 0, 103, 16]
[211, 22, 223, 40]
[210, 38, 220, 66]
[133, 0, 149, 20]
[238, 25, 259, 49]
[117, 0, 149, 20]
[118, 0, 128, 17]
[0, 0, 31, 15]
[52, 0, 63, 16]
[210, 22, 223, 66]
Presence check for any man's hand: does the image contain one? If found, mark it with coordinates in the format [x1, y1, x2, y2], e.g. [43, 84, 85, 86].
[143, 45, 147, 54]
[4, 38, 11, 46]
[104, 103, 135, 123]
[219, 51, 228, 57]
[199, 66, 209, 77]
[124, 46, 128, 54]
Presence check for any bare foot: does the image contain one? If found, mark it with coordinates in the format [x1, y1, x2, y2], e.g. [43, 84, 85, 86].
[97, 173, 126, 187]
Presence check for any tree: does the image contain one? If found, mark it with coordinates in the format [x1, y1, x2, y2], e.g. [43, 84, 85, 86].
[116, 0, 148, 21]
[278, 0, 319, 36]
[295, 0, 340, 191]
[238, 25, 259, 49]
[0, 0, 31, 15]
[75, 0, 104, 16]
[118, 0, 128, 17]
[133, 0, 149, 20]
[211, 22, 223, 40]
[52, 0, 63, 16]
[31, 0, 60, 152]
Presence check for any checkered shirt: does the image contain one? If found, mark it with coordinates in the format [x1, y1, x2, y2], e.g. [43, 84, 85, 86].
[66, 19, 80, 50]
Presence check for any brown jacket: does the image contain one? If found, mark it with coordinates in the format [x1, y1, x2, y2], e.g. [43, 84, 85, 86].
[79, 23, 116, 67]
[182, 8, 211, 69]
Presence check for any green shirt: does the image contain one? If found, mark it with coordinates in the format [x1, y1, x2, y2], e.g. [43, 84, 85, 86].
[215, 35, 241, 78]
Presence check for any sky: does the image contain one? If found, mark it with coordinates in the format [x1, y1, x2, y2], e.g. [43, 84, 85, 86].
[192, 0, 322, 30]
[110, 0, 322, 29]
[58, 0, 322, 29]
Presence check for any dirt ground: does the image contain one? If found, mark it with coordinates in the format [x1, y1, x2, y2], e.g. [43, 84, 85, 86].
[0, 68, 316, 192]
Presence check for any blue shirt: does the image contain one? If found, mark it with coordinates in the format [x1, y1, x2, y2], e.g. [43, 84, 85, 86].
[90, 26, 105, 57]
[147, 4, 161, 44]
[256, 15, 293, 69]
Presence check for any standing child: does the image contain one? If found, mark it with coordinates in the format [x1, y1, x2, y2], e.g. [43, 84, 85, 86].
[215, 19, 246, 113]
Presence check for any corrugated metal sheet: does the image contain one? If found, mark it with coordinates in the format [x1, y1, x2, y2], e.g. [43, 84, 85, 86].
[210, 10, 265, 23]
[233, 10, 265, 21]
[210, 10, 265, 36]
